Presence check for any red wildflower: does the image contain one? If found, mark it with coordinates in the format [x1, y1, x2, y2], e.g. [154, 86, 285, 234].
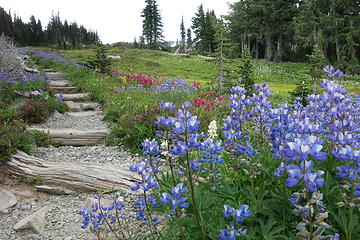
[134, 114, 140, 121]
[193, 98, 206, 107]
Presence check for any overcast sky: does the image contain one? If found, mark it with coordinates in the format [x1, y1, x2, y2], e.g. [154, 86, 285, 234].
[1, 0, 237, 44]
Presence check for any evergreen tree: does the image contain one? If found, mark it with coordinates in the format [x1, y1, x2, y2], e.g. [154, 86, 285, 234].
[186, 28, 192, 47]
[0, 7, 13, 37]
[87, 41, 112, 74]
[191, 4, 206, 53]
[180, 16, 186, 51]
[192, 5, 217, 54]
[307, 43, 328, 93]
[238, 48, 255, 95]
[141, 0, 164, 49]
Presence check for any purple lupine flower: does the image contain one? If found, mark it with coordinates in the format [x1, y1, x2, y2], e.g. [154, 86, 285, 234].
[160, 183, 189, 210]
[158, 101, 176, 110]
[322, 65, 344, 78]
[304, 171, 325, 192]
[142, 139, 160, 156]
[233, 205, 252, 223]
[286, 165, 302, 187]
[218, 228, 239, 240]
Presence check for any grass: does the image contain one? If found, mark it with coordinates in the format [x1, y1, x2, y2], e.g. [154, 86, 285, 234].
[31, 47, 360, 98]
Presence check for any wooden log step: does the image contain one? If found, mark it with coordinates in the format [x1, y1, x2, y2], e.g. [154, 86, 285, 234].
[6, 151, 138, 193]
[66, 111, 102, 117]
[27, 128, 109, 146]
[48, 80, 72, 87]
[65, 101, 100, 112]
[45, 72, 67, 81]
[49, 86, 78, 94]
[56, 93, 90, 102]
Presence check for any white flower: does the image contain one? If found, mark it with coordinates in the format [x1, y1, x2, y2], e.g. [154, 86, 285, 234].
[160, 140, 169, 156]
[208, 120, 218, 140]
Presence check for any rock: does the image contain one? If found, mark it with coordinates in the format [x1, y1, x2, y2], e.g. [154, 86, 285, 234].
[0, 190, 17, 213]
[63, 236, 74, 240]
[35, 186, 76, 195]
[29, 234, 42, 240]
[53, 110, 63, 119]
[107, 55, 121, 59]
[16, 202, 32, 211]
[1, 208, 12, 214]
[14, 207, 47, 234]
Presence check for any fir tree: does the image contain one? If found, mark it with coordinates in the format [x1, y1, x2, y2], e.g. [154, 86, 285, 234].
[87, 41, 112, 74]
[238, 48, 255, 95]
[180, 16, 186, 51]
[141, 0, 164, 49]
[186, 28, 192, 47]
[307, 43, 328, 93]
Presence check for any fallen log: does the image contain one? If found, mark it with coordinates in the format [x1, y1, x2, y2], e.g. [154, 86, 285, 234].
[5, 151, 138, 193]
[27, 128, 109, 146]
[45, 72, 67, 80]
[56, 93, 90, 102]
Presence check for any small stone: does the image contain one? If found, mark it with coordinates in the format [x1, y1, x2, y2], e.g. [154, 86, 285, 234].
[0, 190, 17, 213]
[63, 236, 74, 240]
[29, 234, 42, 240]
[53, 110, 63, 119]
[14, 207, 47, 234]
[16, 202, 32, 211]
[1, 208, 12, 214]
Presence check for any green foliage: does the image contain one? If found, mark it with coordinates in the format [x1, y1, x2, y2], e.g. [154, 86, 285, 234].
[0, 8, 98, 47]
[141, 0, 164, 49]
[0, 122, 45, 163]
[26, 175, 43, 185]
[191, 5, 217, 54]
[290, 44, 328, 105]
[86, 43, 112, 74]
[237, 48, 255, 95]
[16, 95, 67, 124]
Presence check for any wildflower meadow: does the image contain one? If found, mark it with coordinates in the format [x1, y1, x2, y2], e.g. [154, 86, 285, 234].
[24, 50, 360, 239]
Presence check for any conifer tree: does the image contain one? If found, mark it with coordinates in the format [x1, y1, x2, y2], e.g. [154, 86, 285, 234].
[192, 6, 218, 55]
[87, 41, 112, 74]
[214, 18, 231, 92]
[238, 48, 254, 95]
[180, 16, 186, 51]
[141, 0, 164, 49]
[186, 28, 192, 47]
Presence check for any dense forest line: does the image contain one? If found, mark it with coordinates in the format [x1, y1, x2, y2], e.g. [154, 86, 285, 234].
[139, 0, 360, 74]
[0, 7, 99, 48]
[1, 1, 360, 74]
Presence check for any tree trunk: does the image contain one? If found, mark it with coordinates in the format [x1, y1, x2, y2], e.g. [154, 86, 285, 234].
[275, 32, 283, 62]
[265, 20, 272, 61]
[255, 37, 259, 59]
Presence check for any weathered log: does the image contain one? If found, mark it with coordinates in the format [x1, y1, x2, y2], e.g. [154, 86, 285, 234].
[5, 151, 138, 192]
[48, 80, 72, 87]
[27, 128, 109, 146]
[66, 111, 102, 117]
[56, 93, 90, 102]
[49, 86, 78, 94]
[45, 72, 67, 80]
[65, 101, 100, 112]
